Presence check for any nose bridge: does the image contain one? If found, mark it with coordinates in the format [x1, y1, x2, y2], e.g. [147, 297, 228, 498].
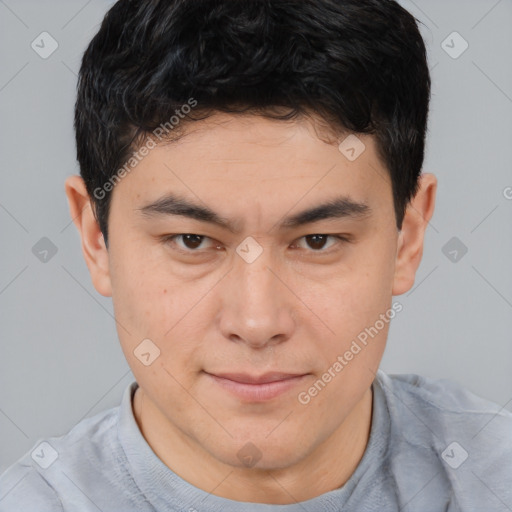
[234, 244, 282, 314]
[219, 241, 295, 347]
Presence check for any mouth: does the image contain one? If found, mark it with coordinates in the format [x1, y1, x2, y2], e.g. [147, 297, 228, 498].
[203, 371, 310, 402]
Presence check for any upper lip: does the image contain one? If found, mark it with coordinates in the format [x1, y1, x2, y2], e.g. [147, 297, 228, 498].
[206, 372, 307, 385]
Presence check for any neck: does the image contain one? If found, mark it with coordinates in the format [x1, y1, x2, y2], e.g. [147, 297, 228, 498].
[132, 385, 373, 504]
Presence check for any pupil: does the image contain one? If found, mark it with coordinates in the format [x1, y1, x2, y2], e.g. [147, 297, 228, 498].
[183, 234, 203, 249]
[307, 234, 327, 250]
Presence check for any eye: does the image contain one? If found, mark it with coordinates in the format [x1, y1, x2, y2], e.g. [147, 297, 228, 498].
[292, 234, 349, 253]
[163, 234, 218, 253]
[161, 233, 350, 256]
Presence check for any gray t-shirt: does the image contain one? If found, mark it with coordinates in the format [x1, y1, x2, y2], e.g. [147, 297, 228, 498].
[1, 370, 511, 511]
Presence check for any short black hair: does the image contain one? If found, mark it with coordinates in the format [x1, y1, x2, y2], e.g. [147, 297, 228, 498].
[75, 0, 431, 246]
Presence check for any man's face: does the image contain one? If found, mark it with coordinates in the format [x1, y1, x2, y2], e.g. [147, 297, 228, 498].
[106, 113, 399, 469]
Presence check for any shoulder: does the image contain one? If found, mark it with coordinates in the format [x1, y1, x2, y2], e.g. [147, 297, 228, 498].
[0, 463, 63, 512]
[374, 370, 512, 509]
[377, 369, 512, 432]
[376, 369, 512, 446]
[0, 393, 124, 512]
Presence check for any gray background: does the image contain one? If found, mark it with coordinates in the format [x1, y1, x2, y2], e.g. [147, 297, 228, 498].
[1, 0, 511, 474]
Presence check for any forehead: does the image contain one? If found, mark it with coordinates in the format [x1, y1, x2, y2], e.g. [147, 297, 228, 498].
[111, 113, 393, 225]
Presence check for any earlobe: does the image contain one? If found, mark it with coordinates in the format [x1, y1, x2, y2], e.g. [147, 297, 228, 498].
[64, 175, 112, 297]
[392, 173, 437, 296]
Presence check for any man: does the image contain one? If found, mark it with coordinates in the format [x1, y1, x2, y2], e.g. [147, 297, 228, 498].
[1, 0, 511, 510]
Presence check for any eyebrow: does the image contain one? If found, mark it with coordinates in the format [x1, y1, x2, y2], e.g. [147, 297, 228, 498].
[137, 192, 371, 233]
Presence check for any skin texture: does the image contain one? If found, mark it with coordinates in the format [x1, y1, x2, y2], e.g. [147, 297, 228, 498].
[65, 113, 437, 504]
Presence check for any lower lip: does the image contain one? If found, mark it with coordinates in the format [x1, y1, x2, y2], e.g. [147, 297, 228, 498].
[206, 373, 309, 402]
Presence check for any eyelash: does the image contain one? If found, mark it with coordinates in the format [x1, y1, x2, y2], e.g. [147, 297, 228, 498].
[161, 233, 351, 256]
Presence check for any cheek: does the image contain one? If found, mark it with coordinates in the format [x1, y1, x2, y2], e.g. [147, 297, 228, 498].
[109, 253, 211, 372]
[110, 264, 161, 327]
[301, 250, 395, 379]
[109, 236, 172, 312]
[107, 250, 177, 373]
[304, 261, 393, 337]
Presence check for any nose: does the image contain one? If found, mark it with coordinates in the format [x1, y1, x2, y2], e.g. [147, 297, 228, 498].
[218, 245, 296, 349]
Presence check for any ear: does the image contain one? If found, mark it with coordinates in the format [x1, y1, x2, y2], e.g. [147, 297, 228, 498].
[392, 173, 437, 295]
[64, 175, 112, 297]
